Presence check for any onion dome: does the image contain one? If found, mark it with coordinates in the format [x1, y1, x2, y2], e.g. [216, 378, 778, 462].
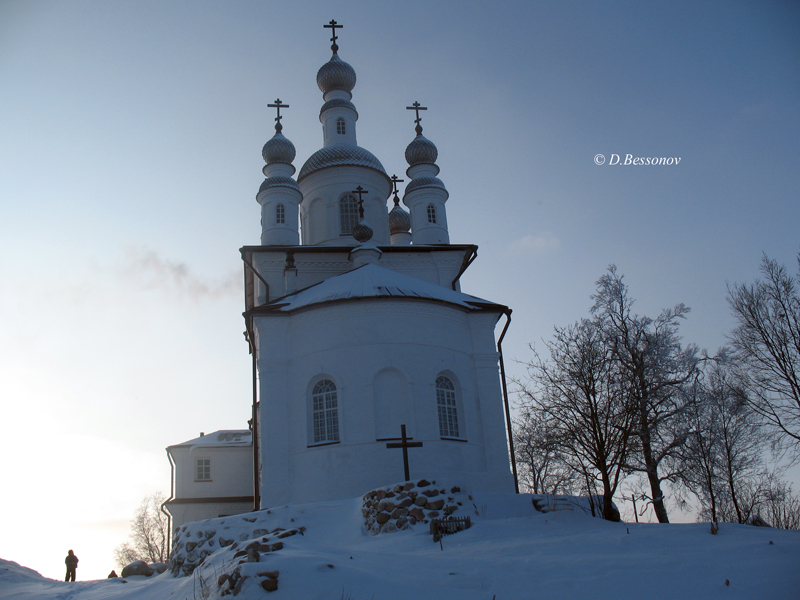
[352, 218, 373, 243]
[405, 176, 448, 195]
[404, 134, 438, 166]
[388, 196, 410, 234]
[298, 145, 390, 183]
[262, 131, 296, 165]
[317, 54, 357, 95]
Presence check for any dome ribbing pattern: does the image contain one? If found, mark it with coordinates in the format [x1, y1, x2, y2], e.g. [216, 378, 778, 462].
[317, 54, 357, 95]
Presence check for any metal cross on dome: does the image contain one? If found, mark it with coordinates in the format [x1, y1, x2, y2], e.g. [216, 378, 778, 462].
[267, 99, 289, 132]
[324, 19, 343, 52]
[406, 101, 427, 134]
[351, 185, 368, 218]
[390, 174, 404, 204]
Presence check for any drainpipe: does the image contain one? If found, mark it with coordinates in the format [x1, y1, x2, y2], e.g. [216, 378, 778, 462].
[251, 345, 260, 511]
[160, 449, 175, 556]
[496, 309, 519, 493]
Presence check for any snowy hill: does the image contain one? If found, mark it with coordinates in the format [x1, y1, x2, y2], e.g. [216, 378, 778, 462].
[1, 490, 798, 600]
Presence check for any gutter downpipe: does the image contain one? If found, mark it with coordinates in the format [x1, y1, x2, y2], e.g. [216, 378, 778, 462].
[251, 342, 260, 511]
[451, 246, 478, 290]
[161, 449, 175, 557]
[497, 309, 519, 493]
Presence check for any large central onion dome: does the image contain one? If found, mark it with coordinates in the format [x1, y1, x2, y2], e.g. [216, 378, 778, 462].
[298, 145, 389, 183]
[317, 54, 357, 95]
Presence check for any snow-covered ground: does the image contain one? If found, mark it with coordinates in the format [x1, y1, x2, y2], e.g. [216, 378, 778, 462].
[2, 491, 798, 600]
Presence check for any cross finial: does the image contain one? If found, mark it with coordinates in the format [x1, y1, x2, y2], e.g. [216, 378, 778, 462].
[267, 99, 289, 133]
[352, 185, 368, 218]
[406, 101, 427, 135]
[324, 19, 343, 53]
[390, 174, 404, 204]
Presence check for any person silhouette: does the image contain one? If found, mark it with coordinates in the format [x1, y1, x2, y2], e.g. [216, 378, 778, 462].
[64, 549, 79, 582]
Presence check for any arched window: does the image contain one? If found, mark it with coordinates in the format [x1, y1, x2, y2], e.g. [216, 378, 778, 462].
[427, 203, 437, 224]
[336, 117, 346, 135]
[339, 194, 359, 235]
[276, 203, 285, 224]
[312, 379, 339, 443]
[436, 375, 459, 438]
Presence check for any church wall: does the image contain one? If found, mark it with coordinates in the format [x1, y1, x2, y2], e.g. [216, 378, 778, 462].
[255, 299, 514, 507]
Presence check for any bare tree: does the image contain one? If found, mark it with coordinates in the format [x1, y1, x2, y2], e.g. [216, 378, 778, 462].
[592, 266, 699, 523]
[516, 319, 634, 520]
[728, 253, 800, 458]
[513, 401, 578, 495]
[682, 353, 767, 523]
[114, 492, 170, 568]
[761, 475, 800, 529]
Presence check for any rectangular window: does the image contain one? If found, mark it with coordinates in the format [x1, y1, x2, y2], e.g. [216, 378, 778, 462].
[196, 458, 211, 481]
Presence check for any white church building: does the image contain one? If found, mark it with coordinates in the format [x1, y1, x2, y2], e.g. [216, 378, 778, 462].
[165, 22, 517, 526]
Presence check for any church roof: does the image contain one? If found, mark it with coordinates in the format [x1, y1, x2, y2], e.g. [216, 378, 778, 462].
[169, 430, 252, 449]
[260, 263, 506, 313]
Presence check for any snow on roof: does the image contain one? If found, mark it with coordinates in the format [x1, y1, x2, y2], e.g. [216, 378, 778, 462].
[170, 430, 252, 448]
[264, 263, 506, 313]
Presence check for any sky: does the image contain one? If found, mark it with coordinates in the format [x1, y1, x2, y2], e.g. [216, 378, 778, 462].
[1, 0, 799, 582]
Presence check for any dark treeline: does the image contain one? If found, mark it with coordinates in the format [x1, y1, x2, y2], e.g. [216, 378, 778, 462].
[513, 253, 800, 528]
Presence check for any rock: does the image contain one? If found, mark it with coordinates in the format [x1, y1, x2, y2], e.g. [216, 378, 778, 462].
[409, 507, 425, 520]
[245, 542, 260, 562]
[107, 570, 118, 578]
[428, 499, 445, 510]
[186, 541, 197, 552]
[398, 497, 414, 508]
[277, 529, 298, 539]
[253, 529, 269, 537]
[390, 507, 409, 519]
[218, 573, 230, 587]
[233, 575, 248, 596]
[393, 484, 403, 493]
[151, 562, 168, 574]
[121, 561, 153, 578]
[220, 538, 234, 547]
[376, 511, 391, 524]
[417, 479, 431, 487]
[205, 530, 216, 538]
[427, 510, 440, 518]
[414, 496, 428, 506]
[261, 579, 279, 592]
[270, 542, 284, 551]
[375, 490, 387, 500]
[422, 489, 440, 498]
[451, 486, 461, 493]
[403, 482, 414, 491]
[444, 505, 458, 516]
[362, 508, 370, 517]
[258, 570, 280, 579]
[233, 550, 247, 559]
[381, 521, 398, 533]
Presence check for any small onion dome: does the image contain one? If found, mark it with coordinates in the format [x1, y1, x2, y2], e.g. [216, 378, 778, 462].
[317, 53, 357, 95]
[258, 176, 301, 195]
[388, 199, 411, 234]
[352, 219, 373, 243]
[298, 145, 390, 183]
[320, 98, 358, 118]
[262, 132, 296, 165]
[404, 134, 438, 166]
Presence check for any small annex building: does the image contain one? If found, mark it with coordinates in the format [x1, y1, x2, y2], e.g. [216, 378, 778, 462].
[163, 430, 254, 531]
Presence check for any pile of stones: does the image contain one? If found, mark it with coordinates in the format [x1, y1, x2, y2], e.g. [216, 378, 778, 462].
[362, 479, 476, 535]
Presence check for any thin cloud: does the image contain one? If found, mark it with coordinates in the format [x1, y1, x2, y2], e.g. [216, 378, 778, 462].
[121, 247, 241, 300]
[510, 232, 561, 256]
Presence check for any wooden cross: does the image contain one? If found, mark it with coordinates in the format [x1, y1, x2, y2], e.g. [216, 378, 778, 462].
[385, 424, 423, 482]
[406, 101, 427, 134]
[324, 19, 343, 52]
[267, 99, 289, 132]
[351, 185, 368, 218]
